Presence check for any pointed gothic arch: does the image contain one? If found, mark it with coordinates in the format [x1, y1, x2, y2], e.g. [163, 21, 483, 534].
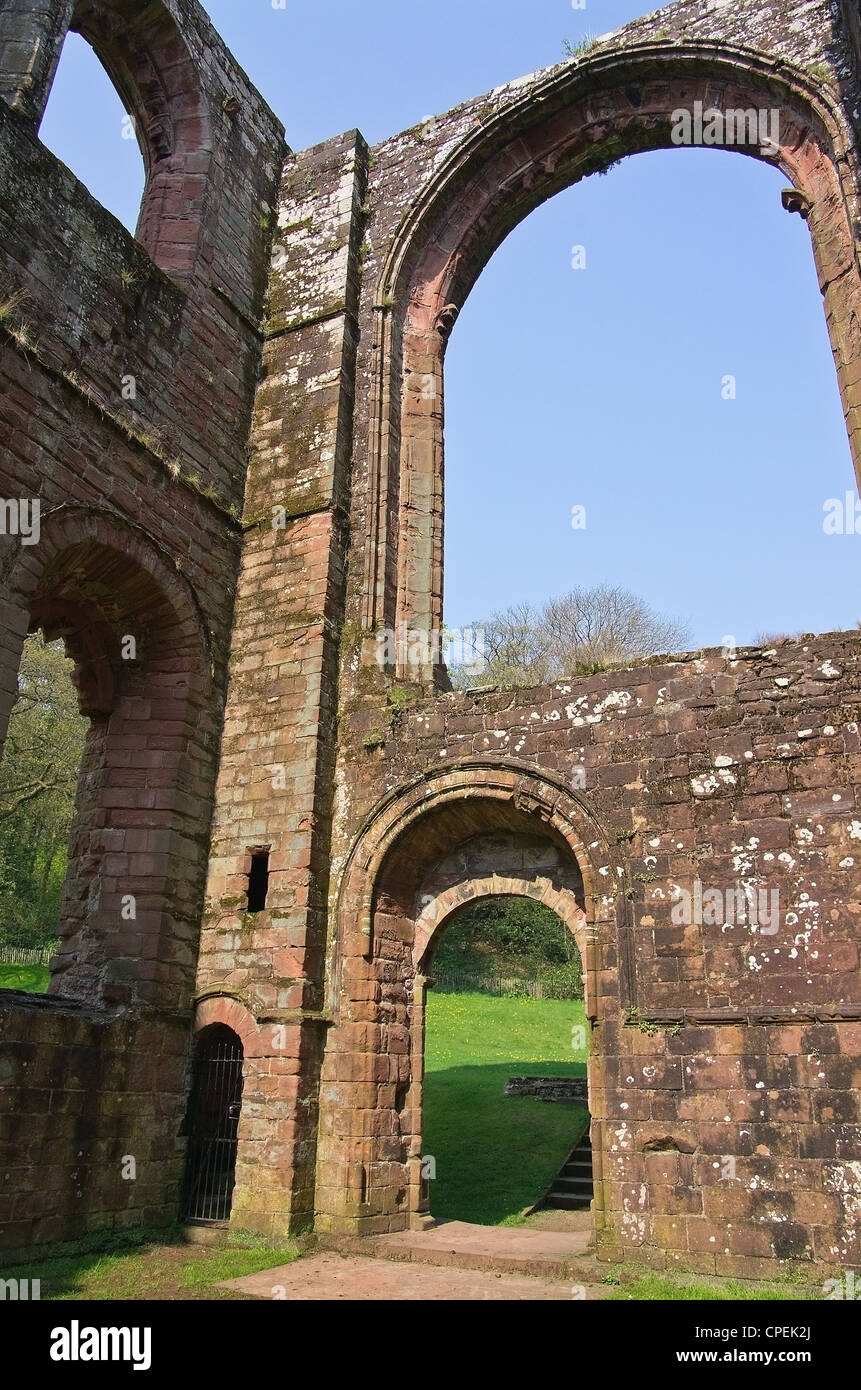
[359, 44, 861, 680]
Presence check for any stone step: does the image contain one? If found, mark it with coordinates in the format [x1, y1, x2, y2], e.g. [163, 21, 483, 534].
[537, 1132, 595, 1215]
[320, 1219, 597, 1283]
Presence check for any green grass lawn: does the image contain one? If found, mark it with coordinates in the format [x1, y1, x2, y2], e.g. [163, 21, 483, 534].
[2, 1230, 300, 1301]
[0, 961, 50, 992]
[423, 991, 588, 1225]
[604, 1273, 811, 1301]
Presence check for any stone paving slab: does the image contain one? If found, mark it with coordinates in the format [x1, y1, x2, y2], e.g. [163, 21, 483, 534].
[222, 1252, 602, 1301]
[332, 1218, 596, 1281]
[378, 1218, 592, 1259]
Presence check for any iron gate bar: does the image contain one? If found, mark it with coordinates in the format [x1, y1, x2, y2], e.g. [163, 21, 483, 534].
[182, 1031, 244, 1224]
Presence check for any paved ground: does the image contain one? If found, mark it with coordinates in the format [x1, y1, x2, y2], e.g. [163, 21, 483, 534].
[222, 1251, 602, 1300]
[222, 1217, 604, 1301]
[365, 1217, 592, 1277]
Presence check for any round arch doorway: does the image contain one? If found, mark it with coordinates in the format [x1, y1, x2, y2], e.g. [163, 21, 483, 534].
[321, 761, 621, 1238]
[420, 884, 592, 1228]
[181, 1024, 245, 1225]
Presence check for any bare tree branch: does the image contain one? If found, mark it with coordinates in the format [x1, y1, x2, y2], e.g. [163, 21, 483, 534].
[451, 583, 690, 688]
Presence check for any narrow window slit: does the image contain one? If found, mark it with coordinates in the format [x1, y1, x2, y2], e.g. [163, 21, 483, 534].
[247, 850, 270, 912]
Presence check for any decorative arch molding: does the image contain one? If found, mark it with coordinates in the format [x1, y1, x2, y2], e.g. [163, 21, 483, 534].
[379, 44, 856, 311]
[5, 502, 213, 703]
[361, 41, 861, 674]
[194, 990, 311, 1059]
[333, 758, 631, 1019]
[413, 875, 588, 979]
[195, 993, 258, 1052]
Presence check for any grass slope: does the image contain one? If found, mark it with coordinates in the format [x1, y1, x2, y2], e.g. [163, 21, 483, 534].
[0, 961, 49, 992]
[423, 992, 588, 1225]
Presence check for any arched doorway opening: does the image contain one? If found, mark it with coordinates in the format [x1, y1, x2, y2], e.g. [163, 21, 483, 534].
[322, 762, 621, 1237]
[182, 1024, 245, 1225]
[421, 882, 591, 1227]
[0, 632, 87, 993]
[0, 508, 213, 1010]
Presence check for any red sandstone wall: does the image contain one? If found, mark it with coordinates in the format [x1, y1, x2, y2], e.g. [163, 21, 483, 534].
[320, 636, 861, 1271]
[3, 0, 861, 1272]
[0, 996, 190, 1255]
[0, 0, 285, 1251]
[196, 132, 368, 1233]
[344, 639, 861, 1019]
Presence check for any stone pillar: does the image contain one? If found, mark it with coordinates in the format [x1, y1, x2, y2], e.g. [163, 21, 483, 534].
[0, 0, 75, 124]
[198, 130, 368, 1230]
[409, 974, 430, 1224]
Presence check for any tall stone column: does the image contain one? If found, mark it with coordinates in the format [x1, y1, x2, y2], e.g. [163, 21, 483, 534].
[199, 129, 368, 1232]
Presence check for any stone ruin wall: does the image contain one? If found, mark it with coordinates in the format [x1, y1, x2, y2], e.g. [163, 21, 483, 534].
[1, 0, 860, 1275]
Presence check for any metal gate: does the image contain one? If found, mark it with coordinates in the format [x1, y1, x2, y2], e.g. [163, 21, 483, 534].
[181, 1026, 244, 1223]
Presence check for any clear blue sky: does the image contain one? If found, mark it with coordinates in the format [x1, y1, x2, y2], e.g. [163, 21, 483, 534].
[39, 1, 860, 650]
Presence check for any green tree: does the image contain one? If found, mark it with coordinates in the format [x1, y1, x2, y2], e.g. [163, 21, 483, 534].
[432, 896, 584, 997]
[0, 633, 87, 946]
